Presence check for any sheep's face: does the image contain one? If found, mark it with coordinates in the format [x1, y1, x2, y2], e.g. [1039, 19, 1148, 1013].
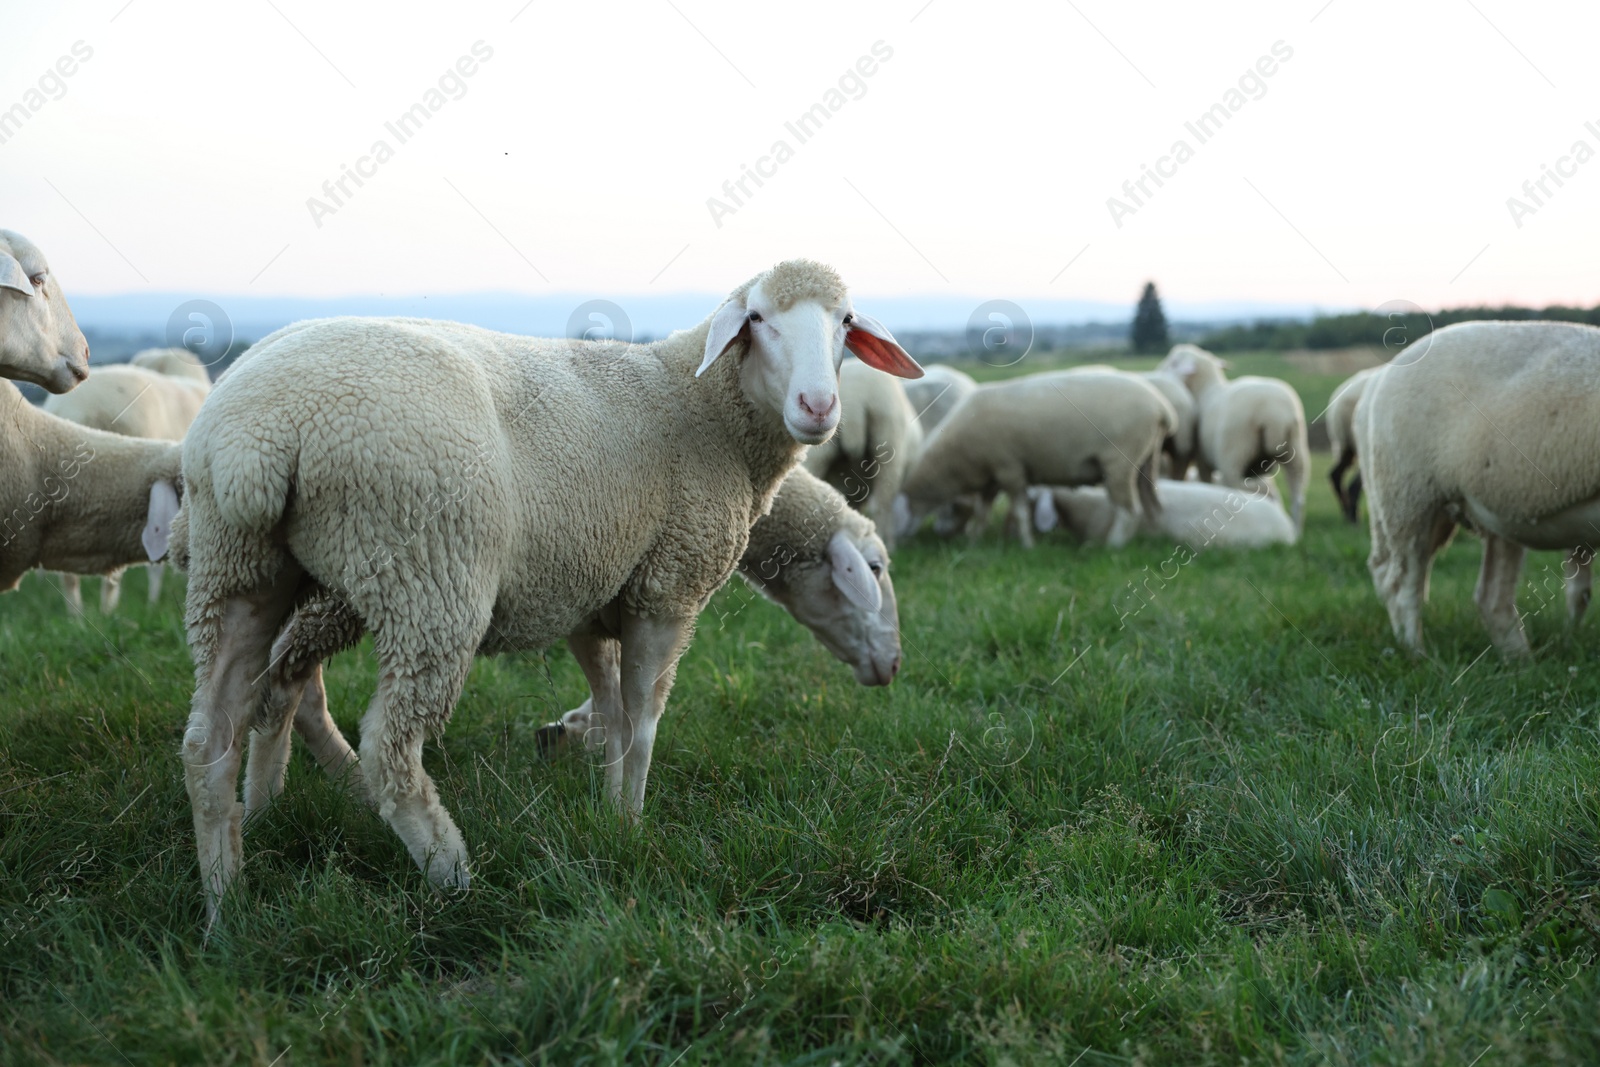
[756, 528, 901, 686]
[1156, 344, 1224, 392]
[699, 265, 922, 446]
[0, 230, 90, 393]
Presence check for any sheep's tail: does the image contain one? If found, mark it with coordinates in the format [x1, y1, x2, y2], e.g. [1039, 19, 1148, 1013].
[1137, 451, 1162, 517]
[207, 415, 300, 536]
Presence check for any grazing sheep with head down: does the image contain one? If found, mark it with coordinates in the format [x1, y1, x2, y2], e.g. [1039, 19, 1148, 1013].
[802, 359, 923, 544]
[1355, 321, 1600, 658]
[1325, 365, 1383, 524]
[894, 368, 1171, 549]
[0, 229, 90, 393]
[1157, 344, 1310, 535]
[178, 259, 922, 924]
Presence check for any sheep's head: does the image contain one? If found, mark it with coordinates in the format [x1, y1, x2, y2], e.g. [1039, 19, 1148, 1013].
[1157, 343, 1227, 392]
[699, 259, 922, 445]
[0, 230, 90, 393]
[748, 524, 901, 686]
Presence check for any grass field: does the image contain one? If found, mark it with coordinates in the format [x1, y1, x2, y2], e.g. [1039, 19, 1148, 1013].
[4, 364, 1600, 1063]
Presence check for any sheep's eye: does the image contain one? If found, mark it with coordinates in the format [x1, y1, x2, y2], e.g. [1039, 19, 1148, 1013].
[843, 313, 855, 327]
[868, 560, 883, 576]
[747, 311, 763, 324]
[29, 272, 45, 288]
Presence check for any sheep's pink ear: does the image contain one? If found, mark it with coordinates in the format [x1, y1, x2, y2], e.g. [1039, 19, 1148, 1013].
[828, 531, 883, 612]
[697, 299, 749, 377]
[0, 252, 30, 296]
[846, 312, 922, 379]
[142, 480, 180, 561]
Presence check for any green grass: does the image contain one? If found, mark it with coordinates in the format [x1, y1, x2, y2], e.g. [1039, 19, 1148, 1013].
[5, 448, 1600, 1062]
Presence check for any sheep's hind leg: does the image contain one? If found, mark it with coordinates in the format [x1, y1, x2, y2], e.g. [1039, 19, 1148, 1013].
[1565, 547, 1593, 627]
[360, 642, 477, 891]
[182, 567, 303, 927]
[100, 571, 122, 613]
[1475, 534, 1530, 658]
[565, 633, 624, 780]
[59, 574, 83, 618]
[1368, 509, 1452, 655]
[292, 665, 363, 791]
[147, 562, 164, 604]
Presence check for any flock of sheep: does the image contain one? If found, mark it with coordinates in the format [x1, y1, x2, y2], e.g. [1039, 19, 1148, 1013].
[3, 225, 1596, 930]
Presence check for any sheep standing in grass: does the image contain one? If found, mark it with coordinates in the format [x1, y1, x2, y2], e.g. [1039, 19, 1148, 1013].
[178, 260, 922, 924]
[1157, 344, 1309, 535]
[1141, 370, 1198, 478]
[214, 466, 904, 806]
[1031, 479, 1295, 549]
[0, 381, 181, 598]
[902, 363, 977, 435]
[803, 359, 923, 544]
[1355, 321, 1600, 657]
[1326, 365, 1383, 524]
[0, 229, 90, 393]
[44, 361, 210, 612]
[894, 369, 1171, 549]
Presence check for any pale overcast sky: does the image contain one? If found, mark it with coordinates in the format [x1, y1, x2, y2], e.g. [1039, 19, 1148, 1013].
[3, 0, 1598, 313]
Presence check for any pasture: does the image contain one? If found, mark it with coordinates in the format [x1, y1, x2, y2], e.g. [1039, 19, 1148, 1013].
[3, 352, 1598, 1065]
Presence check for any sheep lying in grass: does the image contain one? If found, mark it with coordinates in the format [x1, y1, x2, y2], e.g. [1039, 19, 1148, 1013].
[803, 359, 923, 544]
[0, 380, 181, 598]
[211, 466, 904, 807]
[44, 361, 210, 613]
[1030, 479, 1295, 549]
[178, 259, 922, 924]
[1326, 365, 1383, 524]
[0, 229, 90, 393]
[1355, 321, 1600, 657]
[1157, 344, 1310, 535]
[894, 369, 1172, 549]
[902, 363, 977, 435]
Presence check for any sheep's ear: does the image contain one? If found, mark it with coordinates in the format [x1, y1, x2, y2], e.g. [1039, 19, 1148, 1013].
[1032, 488, 1059, 533]
[0, 253, 31, 296]
[828, 531, 883, 612]
[846, 312, 923, 379]
[697, 299, 748, 377]
[142, 480, 180, 561]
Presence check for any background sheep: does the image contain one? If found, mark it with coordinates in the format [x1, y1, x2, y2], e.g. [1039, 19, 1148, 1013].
[42, 361, 210, 613]
[130, 346, 214, 386]
[0, 229, 90, 394]
[902, 363, 977, 435]
[1355, 321, 1600, 657]
[0, 380, 182, 600]
[1158, 344, 1310, 534]
[1141, 370, 1199, 478]
[802, 359, 923, 544]
[178, 260, 922, 924]
[1326, 365, 1383, 524]
[1032, 479, 1295, 549]
[895, 368, 1172, 549]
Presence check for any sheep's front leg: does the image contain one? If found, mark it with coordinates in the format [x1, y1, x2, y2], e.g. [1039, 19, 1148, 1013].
[1475, 534, 1529, 658]
[59, 574, 83, 618]
[291, 665, 363, 791]
[566, 633, 623, 773]
[613, 613, 694, 818]
[147, 562, 165, 604]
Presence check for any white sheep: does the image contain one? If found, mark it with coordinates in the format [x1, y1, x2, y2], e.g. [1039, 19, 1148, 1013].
[1325, 365, 1383, 524]
[894, 368, 1172, 549]
[130, 346, 213, 386]
[0, 229, 90, 393]
[1157, 344, 1310, 535]
[43, 362, 210, 613]
[178, 259, 923, 924]
[802, 358, 923, 544]
[1141, 370, 1198, 478]
[902, 362, 977, 434]
[1354, 321, 1600, 657]
[1031, 479, 1295, 549]
[223, 465, 904, 807]
[0, 380, 182, 599]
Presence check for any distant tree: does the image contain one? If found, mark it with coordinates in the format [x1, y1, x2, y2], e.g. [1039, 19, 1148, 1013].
[1130, 282, 1168, 353]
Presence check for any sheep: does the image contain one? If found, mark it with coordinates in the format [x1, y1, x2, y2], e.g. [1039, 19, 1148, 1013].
[1325, 365, 1384, 524]
[1140, 370, 1198, 478]
[1030, 479, 1295, 549]
[212, 465, 904, 808]
[802, 358, 923, 544]
[0, 380, 182, 600]
[130, 346, 213, 386]
[893, 368, 1172, 549]
[1157, 344, 1310, 534]
[1354, 321, 1600, 658]
[902, 363, 977, 434]
[42, 363, 210, 613]
[0, 230, 90, 394]
[178, 259, 923, 923]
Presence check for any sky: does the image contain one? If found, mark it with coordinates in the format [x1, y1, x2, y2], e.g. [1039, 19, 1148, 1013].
[4, 0, 1599, 331]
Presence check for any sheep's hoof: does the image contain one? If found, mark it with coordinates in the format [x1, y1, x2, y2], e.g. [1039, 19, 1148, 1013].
[534, 721, 567, 760]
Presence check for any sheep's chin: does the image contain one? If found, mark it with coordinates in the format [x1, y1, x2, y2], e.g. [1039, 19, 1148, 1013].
[784, 414, 838, 445]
